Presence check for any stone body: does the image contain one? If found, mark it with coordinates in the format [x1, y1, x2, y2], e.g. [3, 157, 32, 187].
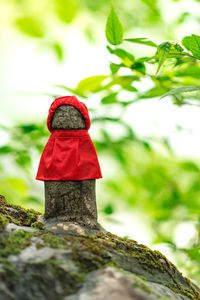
[44, 105, 98, 229]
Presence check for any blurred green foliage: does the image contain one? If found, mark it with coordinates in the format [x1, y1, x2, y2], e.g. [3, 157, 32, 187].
[0, 0, 200, 285]
[1, 0, 200, 60]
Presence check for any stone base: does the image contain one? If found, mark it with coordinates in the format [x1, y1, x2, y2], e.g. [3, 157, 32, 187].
[44, 180, 98, 225]
[38, 215, 107, 236]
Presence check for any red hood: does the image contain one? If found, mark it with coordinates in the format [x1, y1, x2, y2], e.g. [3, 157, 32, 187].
[47, 96, 90, 132]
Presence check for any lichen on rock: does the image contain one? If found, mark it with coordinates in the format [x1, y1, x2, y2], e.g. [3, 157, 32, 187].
[0, 196, 199, 300]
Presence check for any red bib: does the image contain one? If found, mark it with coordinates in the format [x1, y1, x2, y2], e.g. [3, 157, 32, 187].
[36, 130, 102, 181]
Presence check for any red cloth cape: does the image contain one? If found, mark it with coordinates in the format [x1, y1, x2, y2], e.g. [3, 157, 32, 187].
[36, 96, 102, 181]
[36, 130, 102, 181]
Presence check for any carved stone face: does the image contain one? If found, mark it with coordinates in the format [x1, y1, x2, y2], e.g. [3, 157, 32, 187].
[51, 105, 86, 130]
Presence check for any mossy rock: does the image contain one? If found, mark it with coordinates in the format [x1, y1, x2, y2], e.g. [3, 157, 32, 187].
[0, 196, 199, 300]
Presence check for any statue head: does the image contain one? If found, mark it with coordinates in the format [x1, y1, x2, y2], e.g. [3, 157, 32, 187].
[51, 105, 86, 129]
[47, 96, 90, 132]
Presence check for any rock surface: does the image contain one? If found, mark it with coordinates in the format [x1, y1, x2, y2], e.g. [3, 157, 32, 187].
[0, 197, 199, 300]
[65, 267, 191, 300]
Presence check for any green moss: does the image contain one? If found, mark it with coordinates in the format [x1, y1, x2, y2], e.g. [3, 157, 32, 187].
[31, 221, 45, 230]
[0, 196, 40, 227]
[137, 274, 148, 281]
[42, 232, 67, 248]
[66, 232, 200, 300]
[131, 273, 157, 295]
[0, 257, 19, 284]
[96, 232, 175, 275]
[0, 214, 8, 231]
[65, 234, 112, 274]
[33, 259, 86, 296]
[0, 230, 35, 257]
[167, 285, 197, 299]
[35, 242, 44, 249]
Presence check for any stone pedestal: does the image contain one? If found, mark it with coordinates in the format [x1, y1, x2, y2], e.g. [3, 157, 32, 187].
[44, 180, 97, 227]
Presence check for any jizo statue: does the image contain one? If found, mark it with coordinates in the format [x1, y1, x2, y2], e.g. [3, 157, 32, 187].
[36, 96, 103, 234]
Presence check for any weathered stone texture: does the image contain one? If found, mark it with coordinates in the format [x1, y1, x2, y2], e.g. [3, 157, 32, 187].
[44, 180, 97, 226]
[51, 105, 86, 129]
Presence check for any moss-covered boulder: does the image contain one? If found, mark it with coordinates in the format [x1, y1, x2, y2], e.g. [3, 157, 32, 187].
[0, 196, 199, 300]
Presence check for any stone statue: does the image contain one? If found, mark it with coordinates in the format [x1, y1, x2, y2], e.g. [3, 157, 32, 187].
[36, 96, 103, 234]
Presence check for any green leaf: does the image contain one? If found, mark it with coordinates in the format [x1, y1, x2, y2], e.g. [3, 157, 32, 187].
[132, 61, 146, 75]
[103, 204, 114, 215]
[156, 42, 171, 74]
[137, 56, 156, 62]
[15, 151, 31, 168]
[123, 86, 138, 92]
[105, 6, 123, 45]
[175, 65, 200, 78]
[182, 36, 191, 50]
[76, 75, 109, 95]
[156, 41, 184, 74]
[182, 34, 200, 59]
[26, 196, 43, 204]
[141, 86, 169, 98]
[110, 63, 121, 74]
[52, 42, 64, 61]
[19, 124, 39, 133]
[177, 12, 190, 24]
[160, 86, 200, 99]
[15, 17, 45, 38]
[53, 84, 86, 99]
[110, 75, 139, 88]
[169, 42, 184, 53]
[107, 46, 135, 67]
[180, 161, 200, 172]
[125, 38, 158, 48]
[181, 247, 200, 263]
[107, 46, 134, 61]
[101, 92, 118, 104]
[56, 0, 77, 24]
[0, 146, 13, 154]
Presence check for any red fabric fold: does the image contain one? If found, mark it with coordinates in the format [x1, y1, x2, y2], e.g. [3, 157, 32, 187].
[36, 130, 102, 181]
